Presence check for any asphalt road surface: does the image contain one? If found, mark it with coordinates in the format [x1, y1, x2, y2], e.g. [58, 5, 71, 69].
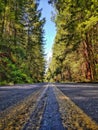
[0, 83, 98, 130]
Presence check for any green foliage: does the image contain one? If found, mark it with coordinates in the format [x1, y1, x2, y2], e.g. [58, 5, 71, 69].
[47, 0, 98, 82]
[0, 0, 45, 85]
[0, 57, 32, 85]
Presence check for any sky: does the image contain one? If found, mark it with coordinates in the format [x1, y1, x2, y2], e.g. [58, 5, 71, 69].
[39, 0, 56, 60]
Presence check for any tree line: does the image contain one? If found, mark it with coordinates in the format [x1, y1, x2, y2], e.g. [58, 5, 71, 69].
[46, 0, 98, 82]
[0, 0, 45, 85]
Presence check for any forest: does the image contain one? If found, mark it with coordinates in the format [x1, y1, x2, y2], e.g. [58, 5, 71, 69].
[0, 0, 45, 85]
[0, 0, 98, 85]
[46, 0, 98, 82]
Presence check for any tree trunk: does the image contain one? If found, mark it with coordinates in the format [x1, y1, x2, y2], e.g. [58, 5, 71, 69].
[83, 33, 96, 81]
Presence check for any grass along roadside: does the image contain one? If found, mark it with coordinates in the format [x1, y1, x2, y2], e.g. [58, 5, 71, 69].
[54, 85, 98, 130]
[0, 87, 45, 130]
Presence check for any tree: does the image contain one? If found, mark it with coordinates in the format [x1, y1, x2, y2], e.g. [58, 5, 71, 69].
[0, 0, 45, 85]
[47, 0, 98, 82]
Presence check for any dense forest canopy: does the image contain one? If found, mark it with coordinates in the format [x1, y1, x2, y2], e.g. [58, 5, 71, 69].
[46, 0, 98, 82]
[0, 0, 45, 85]
[0, 0, 98, 85]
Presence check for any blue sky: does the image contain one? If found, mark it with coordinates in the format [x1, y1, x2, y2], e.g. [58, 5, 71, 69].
[39, 0, 56, 59]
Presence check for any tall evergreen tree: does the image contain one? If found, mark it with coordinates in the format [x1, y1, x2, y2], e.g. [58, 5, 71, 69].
[47, 0, 98, 82]
[0, 0, 45, 85]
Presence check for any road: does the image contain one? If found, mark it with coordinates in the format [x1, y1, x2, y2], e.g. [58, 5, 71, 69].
[0, 83, 98, 130]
